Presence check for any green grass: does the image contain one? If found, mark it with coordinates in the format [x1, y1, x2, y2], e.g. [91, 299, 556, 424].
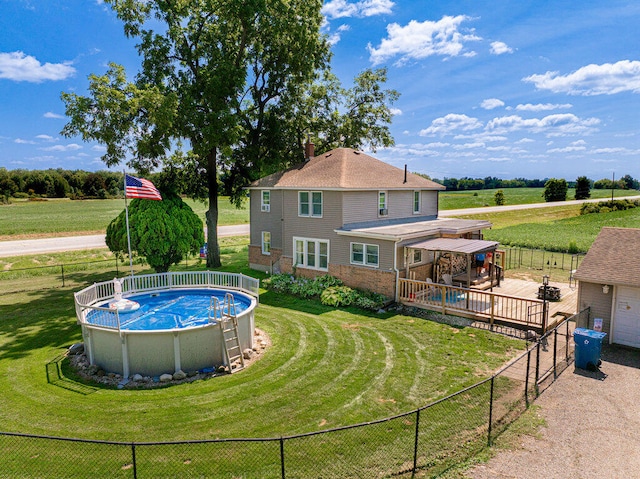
[0, 196, 248, 238]
[439, 187, 638, 210]
[0, 241, 527, 477]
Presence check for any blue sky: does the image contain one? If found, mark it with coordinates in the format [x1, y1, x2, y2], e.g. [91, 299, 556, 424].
[1, 0, 639, 182]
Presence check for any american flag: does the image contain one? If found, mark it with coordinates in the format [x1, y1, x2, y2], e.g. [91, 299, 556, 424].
[125, 174, 162, 200]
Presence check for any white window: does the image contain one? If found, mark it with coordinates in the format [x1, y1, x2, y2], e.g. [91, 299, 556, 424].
[351, 242, 379, 268]
[261, 190, 270, 212]
[293, 237, 329, 270]
[261, 231, 271, 255]
[411, 249, 422, 264]
[413, 191, 420, 214]
[299, 191, 322, 217]
[378, 191, 387, 216]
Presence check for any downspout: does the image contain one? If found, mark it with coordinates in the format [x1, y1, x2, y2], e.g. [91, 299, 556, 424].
[394, 239, 401, 303]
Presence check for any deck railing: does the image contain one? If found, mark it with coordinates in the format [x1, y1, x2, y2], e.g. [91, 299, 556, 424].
[399, 278, 547, 332]
[74, 271, 260, 330]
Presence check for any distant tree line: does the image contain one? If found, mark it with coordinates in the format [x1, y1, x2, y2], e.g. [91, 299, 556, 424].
[0, 168, 128, 201]
[415, 174, 640, 192]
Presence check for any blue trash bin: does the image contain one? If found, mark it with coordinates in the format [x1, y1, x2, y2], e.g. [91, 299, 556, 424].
[573, 328, 607, 370]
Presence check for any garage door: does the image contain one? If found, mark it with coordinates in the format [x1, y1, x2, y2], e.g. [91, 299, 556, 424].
[613, 286, 640, 348]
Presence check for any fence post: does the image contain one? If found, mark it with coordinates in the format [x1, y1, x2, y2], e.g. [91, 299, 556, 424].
[413, 409, 420, 474]
[565, 318, 570, 361]
[116, 257, 119, 276]
[131, 443, 137, 479]
[280, 437, 286, 479]
[525, 348, 531, 406]
[487, 376, 495, 446]
[553, 328, 558, 379]
[535, 341, 541, 396]
[61, 264, 65, 287]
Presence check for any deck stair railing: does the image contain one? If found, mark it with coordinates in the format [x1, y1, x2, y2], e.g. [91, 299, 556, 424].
[210, 293, 245, 373]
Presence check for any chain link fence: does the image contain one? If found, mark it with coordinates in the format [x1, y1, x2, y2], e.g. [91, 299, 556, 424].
[501, 246, 585, 273]
[1, 312, 583, 478]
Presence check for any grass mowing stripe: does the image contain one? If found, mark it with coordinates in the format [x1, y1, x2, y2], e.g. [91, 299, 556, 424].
[343, 329, 395, 410]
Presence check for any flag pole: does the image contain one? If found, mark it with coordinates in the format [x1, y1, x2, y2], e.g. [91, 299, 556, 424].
[123, 170, 134, 276]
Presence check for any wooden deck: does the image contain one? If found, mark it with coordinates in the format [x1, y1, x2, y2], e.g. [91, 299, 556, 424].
[399, 277, 578, 334]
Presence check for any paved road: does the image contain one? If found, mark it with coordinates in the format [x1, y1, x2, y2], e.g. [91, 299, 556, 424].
[1, 196, 638, 258]
[0, 224, 250, 258]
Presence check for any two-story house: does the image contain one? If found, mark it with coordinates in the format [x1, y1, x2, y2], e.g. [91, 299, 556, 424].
[248, 147, 496, 300]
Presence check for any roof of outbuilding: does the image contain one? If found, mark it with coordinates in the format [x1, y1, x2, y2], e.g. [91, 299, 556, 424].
[574, 227, 640, 287]
[249, 147, 445, 190]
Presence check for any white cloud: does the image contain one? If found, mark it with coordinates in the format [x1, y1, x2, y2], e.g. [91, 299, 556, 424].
[322, 0, 394, 19]
[36, 134, 58, 142]
[470, 157, 511, 163]
[14, 138, 35, 144]
[91, 145, 107, 152]
[480, 98, 504, 110]
[327, 24, 351, 45]
[547, 145, 587, 153]
[515, 103, 573, 111]
[0, 51, 75, 82]
[419, 113, 483, 136]
[516, 138, 535, 143]
[40, 143, 82, 152]
[485, 113, 600, 136]
[389, 107, 402, 116]
[44, 112, 65, 119]
[490, 41, 513, 55]
[523, 60, 640, 95]
[368, 16, 481, 66]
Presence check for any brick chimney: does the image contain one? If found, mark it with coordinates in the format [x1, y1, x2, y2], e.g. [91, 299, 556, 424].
[304, 141, 315, 161]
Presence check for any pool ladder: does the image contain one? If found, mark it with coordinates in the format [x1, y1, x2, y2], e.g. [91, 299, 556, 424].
[209, 293, 245, 373]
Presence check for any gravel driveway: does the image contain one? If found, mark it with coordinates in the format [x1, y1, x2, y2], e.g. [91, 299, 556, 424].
[468, 345, 640, 479]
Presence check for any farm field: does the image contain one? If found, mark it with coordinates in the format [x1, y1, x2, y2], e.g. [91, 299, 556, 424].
[0, 196, 248, 239]
[439, 187, 638, 210]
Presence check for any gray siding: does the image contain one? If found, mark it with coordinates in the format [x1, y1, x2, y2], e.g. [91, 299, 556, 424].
[577, 281, 614, 333]
[342, 190, 439, 224]
[332, 234, 396, 272]
[282, 190, 343, 257]
[249, 189, 284, 249]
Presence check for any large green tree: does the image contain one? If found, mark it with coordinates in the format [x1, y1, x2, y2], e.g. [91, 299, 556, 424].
[574, 176, 591, 200]
[62, 0, 330, 268]
[543, 178, 568, 202]
[106, 191, 204, 273]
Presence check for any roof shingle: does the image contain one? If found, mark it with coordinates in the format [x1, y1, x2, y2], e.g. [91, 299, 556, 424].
[574, 227, 640, 287]
[249, 148, 445, 190]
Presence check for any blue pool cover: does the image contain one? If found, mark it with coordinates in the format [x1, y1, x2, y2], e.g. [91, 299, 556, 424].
[87, 289, 251, 330]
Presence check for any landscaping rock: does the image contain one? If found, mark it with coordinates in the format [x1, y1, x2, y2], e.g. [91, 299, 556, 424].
[243, 349, 254, 360]
[68, 343, 84, 355]
[173, 370, 187, 380]
[159, 373, 173, 382]
[132, 374, 144, 382]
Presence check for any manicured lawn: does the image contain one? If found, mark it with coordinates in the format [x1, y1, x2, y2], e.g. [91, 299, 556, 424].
[0, 196, 248, 239]
[0, 280, 524, 442]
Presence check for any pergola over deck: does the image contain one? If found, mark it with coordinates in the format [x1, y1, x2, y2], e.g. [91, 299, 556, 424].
[405, 237, 502, 290]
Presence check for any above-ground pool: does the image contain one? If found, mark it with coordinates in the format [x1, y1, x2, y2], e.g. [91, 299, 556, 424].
[74, 272, 259, 378]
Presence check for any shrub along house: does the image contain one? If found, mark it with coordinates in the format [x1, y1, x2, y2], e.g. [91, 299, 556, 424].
[574, 227, 640, 348]
[247, 146, 497, 300]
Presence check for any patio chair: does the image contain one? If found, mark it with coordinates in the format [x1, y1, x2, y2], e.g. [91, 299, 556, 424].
[441, 274, 453, 286]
